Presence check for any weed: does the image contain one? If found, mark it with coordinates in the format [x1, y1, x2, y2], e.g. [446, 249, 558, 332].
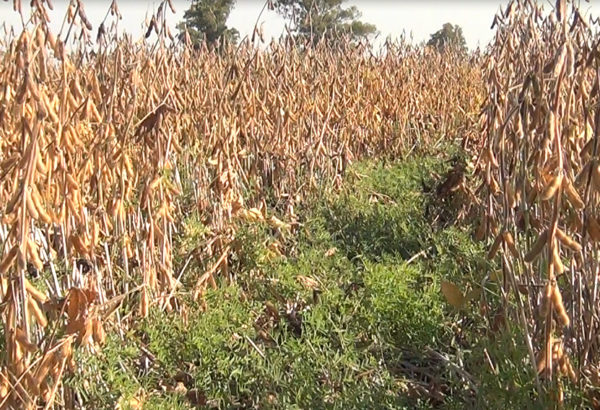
[67, 152, 538, 409]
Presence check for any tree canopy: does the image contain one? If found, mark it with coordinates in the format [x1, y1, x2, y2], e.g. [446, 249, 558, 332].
[272, 0, 377, 44]
[178, 0, 239, 47]
[427, 23, 467, 53]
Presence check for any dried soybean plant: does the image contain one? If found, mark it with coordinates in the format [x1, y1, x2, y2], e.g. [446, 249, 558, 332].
[478, 0, 600, 402]
[0, 0, 481, 406]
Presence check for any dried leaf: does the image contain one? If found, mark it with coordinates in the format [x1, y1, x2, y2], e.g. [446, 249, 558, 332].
[441, 281, 465, 308]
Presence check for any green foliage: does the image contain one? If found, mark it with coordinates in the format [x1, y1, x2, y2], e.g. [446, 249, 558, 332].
[68, 150, 549, 408]
[178, 0, 239, 47]
[427, 23, 467, 53]
[272, 0, 377, 44]
[362, 257, 445, 347]
[467, 323, 545, 409]
[322, 156, 447, 261]
[430, 226, 489, 280]
[68, 331, 189, 408]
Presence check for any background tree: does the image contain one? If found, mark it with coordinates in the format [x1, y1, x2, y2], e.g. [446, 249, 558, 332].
[427, 23, 467, 53]
[272, 0, 377, 44]
[178, 0, 239, 47]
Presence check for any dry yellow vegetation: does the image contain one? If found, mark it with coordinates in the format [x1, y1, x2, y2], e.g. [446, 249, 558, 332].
[0, 0, 482, 407]
[478, 0, 600, 404]
[9, 0, 600, 406]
